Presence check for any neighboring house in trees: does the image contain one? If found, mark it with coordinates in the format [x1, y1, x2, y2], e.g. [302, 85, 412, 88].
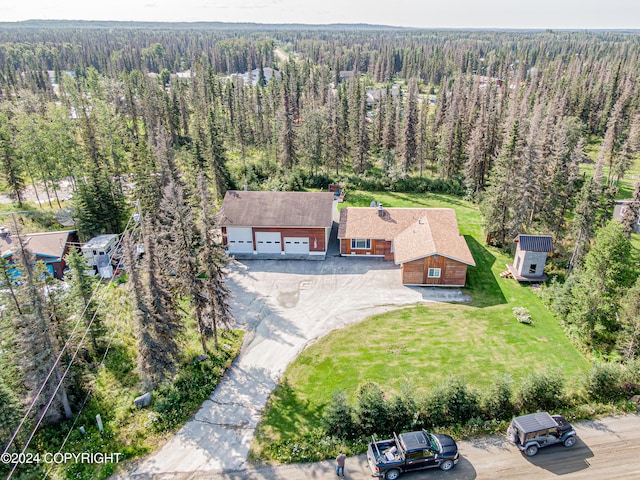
[337, 206, 475, 286]
[613, 199, 640, 234]
[0, 228, 79, 279]
[338, 70, 355, 81]
[507, 234, 553, 282]
[365, 85, 400, 108]
[218, 190, 335, 259]
[226, 67, 280, 87]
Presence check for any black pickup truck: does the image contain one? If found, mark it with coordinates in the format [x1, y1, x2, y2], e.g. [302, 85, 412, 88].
[367, 429, 459, 480]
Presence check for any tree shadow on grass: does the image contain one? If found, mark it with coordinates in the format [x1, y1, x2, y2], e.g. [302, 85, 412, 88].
[340, 190, 375, 207]
[256, 378, 324, 444]
[102, 340, 138, 389]
[464, 236, 506, 308]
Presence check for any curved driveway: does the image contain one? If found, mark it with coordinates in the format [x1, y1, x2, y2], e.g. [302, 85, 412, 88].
[124, 255, 469, 478]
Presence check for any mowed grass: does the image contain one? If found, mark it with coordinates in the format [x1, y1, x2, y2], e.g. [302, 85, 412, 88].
[255, 190, 590, 444]
[285, 302, 586, 403]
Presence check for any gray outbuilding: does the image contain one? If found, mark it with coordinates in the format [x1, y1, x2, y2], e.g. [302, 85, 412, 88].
[507, 234, 553, 282]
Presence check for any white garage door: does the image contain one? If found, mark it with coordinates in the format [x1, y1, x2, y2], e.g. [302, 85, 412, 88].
[255, 232, 282, 253]
[284, 237, 309, 254]
[226, 227, 254, 253]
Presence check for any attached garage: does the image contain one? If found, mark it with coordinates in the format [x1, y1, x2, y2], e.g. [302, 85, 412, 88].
[226, 227, 254, 253]
[284, 237, 309, 254]
[219, 191, 335, 259]
[255, 232, 282, 254]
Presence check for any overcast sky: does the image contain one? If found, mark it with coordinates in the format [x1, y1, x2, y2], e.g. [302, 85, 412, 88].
[1, 0, 639, 29]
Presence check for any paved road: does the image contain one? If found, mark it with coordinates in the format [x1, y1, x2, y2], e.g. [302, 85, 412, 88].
[214, 414, 640, 480]
[121, 248, 470, 479]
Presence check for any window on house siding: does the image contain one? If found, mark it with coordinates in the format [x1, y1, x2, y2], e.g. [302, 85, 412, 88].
[428, 268, 441, 278]
[351, 239, 371, 249]
[529, 264, 537, 274]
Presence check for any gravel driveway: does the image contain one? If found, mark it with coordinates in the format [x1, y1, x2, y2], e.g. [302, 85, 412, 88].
[122, 252, 469, 479]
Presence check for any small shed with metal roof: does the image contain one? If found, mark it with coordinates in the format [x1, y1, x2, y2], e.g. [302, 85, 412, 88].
[508, 234, 553, 281]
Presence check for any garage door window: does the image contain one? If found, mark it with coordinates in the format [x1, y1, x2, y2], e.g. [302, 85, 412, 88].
[428, 268, 441, 278]
[351, 238, 371, 249]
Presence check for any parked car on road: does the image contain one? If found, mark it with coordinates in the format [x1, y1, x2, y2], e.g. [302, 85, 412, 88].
[507, 412, 577, 456]
[367, 429, 459, 479]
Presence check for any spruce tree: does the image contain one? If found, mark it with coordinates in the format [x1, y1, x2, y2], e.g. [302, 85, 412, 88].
[481, 119, 522, 247]
[565, 221, 635, 349]
[326, 88, 346, 176]
[348, 78, 369, 173]
[621, 180, 640, 235]
[74, 162, 127, 239]
[382, 87, 397, 152]
[153, 137, 210, 354]
[618, 276, 640, 360]
[0, 109, 25, 206]
[464, 98, 489, 197]
[196, 173, 233, 348]
[64, 249, 104, 353]
[401, 80, 418, 174]
[205, 111, 233, 200]
[142, 221, 182, 384]
[124, 231, 158, 390]
[8, 223, 72, 423]
[279, 65, 297, 169]
[568, 178, 601, 274]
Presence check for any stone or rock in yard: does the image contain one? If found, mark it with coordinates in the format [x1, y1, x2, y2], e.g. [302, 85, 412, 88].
[631, 395, 640, 409]
[191, 354, 210, 363]
[134, 392, 152, 408]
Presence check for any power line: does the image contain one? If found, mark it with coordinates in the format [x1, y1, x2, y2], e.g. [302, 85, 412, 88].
[3, 223, 138, 479]
[42, 272, 130, 479]
[1, 214, 139, 470]
[5, 246, 131, 479]
[43, 323, 123, 479]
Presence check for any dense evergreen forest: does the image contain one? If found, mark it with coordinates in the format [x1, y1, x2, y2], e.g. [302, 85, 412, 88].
[1, 22, 640, 477]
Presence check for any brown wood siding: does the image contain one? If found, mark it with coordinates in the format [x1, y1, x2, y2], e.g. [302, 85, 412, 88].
[401, 260, 424, 284]
[443, 257, 468, 285]
[423, 255, 448, 285]
[341, 238, 389, 256]
[252, 227, 326, 252]
[375, 240, 393, 259]
[401, 255, 468, 286]
[221, 226, 228, 246]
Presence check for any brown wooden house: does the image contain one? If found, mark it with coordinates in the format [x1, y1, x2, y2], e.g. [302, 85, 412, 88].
[338, 206, 475, 286]
[218, 190, 335, 258]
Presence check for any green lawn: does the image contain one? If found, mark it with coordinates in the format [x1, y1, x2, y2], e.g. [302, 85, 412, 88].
[580, 135, 640, 200]
[255, 191, 590, 444]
